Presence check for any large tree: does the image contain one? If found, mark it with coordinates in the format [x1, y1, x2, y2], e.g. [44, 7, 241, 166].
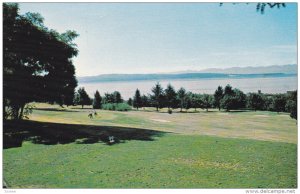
[190, 93, 202, 111]
[151, 83, 164, 111]
[113, 91, 123, 104]
[133, 89, 142, 110]
[201, 94, 213, 112]
[248, 93, 265, 111]
[221, 88, 246, 111]
[273, 94, 287, 113]
[3, 3, 78, 119]
[285, 91, 297, 120]
[93, 90, 102, 109]
[103, 93, 115, 104]
[75, 87, 91, 109]
[214, 86, 224, 111]
[164, 84, 177, 112]
[141, 95, 149, 109]
[177, 87, 186, 112]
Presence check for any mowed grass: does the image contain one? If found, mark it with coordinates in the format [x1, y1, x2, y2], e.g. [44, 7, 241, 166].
[3, 103, 297, 188]
[29, 103, 297, 143]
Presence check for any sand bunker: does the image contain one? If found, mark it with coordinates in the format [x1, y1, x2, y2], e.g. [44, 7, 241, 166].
[150, 118, 171, 123]
[254, 115, 270, 118]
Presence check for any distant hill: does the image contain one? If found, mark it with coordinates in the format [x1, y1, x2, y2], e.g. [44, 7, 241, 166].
[78, 72, 296, 83]
[174, 64, 297, 74]
[78, 64, 297, 83]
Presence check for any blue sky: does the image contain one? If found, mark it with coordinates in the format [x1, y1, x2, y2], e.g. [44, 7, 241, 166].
[19, 3, 297, 76]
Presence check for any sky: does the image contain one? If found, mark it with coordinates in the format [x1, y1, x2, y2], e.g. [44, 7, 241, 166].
[18, 3, 297, 76]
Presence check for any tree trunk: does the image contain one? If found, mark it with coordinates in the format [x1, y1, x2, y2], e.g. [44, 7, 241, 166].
[82, 104, 84, 109]
[18, 104, 25, 120]
[218, 106, 221, 111]
[156, 106, 159, 111]
[11, 104, 20, 120]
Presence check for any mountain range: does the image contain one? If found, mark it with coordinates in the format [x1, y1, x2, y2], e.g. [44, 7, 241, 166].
[171, 64, 297, 74]
[78, 64, 297, 83]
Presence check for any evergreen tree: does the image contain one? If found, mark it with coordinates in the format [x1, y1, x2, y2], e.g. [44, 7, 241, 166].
[164, 84, 177, 112]
[214, 86, 224, 111]
[93, 90, 102, 109]
[76, 87, 91, 109]
[141, 95, 149, 109]
[177, 87, 186, 112]
[103, 93, 114, 104]
[224, 84, 234, 96]
[127, 98, 133, 106]
[113, 91, 123, 103]
[133, 89, 142, 110]
[151, 82, 164, 111]
[190, 93, 202, 111]
[202, 94, 213, 112]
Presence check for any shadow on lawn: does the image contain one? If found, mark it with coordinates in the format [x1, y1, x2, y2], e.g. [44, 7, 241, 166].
[3, 120, 166, 149]
[33, 108, 79, 112]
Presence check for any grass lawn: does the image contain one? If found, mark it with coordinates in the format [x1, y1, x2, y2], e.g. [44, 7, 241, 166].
[3, 103, 297, 188]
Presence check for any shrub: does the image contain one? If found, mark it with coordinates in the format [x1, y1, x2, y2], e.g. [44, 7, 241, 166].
[102, 103, 132, 111]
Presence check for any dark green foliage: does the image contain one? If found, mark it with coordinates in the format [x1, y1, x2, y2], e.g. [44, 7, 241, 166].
[272, 95, 287, 113]
[141, 95, 150, 109]
[113, 91, 123, 104]
[133, 89, 142, 110]
[285, 91, 297, 120]
[286, 100, 297, 120]
[220, 95, 237, 112]
[127, 98, 133, 106]
[190, 93, 202, 111]
[214, 86, 224, 111]
[201, 94, 213, 112]
[164, 84, 177, 111]
[183, 93, 192, 111]
[3, 3, 78, 119]
[75, 87, 91, 109]
[93, 90, 102, 109]
[224, 84, 234, 96]
[103, 93, 115, 104]
[151, 82, 164, 111]
[177, 87, 186, 112]
[221, 88, 246, 111]
[248, 93, 265, 111]
[263, 96, 274, 111]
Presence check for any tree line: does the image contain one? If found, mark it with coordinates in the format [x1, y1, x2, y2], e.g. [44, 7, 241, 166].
[74, 83, 297, 120]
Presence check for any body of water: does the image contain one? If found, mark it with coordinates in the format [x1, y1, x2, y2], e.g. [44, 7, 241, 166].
[79, 76, 297, 100]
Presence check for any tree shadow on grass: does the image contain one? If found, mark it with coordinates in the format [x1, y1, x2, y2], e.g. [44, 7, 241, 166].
[3, 120, 166, 149]
[33, 108, 79, 112]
